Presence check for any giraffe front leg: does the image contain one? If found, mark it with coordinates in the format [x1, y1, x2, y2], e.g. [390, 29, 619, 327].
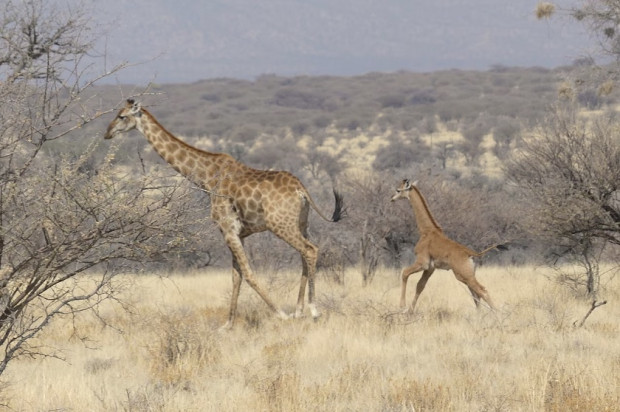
[220, 258, 243, 331]
[400, 261, 425, 313]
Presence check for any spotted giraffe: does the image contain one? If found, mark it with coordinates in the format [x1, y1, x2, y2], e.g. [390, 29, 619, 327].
[105, 99, 343, 329]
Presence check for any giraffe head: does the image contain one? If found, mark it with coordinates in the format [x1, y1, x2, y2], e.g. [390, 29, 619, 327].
[391, 179, 417, 202]
[104, 99, 143, 139]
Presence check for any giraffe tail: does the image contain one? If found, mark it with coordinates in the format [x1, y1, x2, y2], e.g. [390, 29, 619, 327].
[307, 189, 345, 223]
[472, 243, 508, 257]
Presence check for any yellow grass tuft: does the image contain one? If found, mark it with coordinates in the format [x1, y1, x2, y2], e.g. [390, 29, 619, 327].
[387, 377, 452, 410]
[536, 2, 556, 19]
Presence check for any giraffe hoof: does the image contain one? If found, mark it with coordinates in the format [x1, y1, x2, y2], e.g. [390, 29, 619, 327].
[277, 310, 290, 321]
[309, 304, 321, 319]
[294, 309, 305, 319]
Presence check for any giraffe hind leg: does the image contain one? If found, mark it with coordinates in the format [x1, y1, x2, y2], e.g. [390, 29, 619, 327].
[267, 198, 322, 320]
[303, 241, 320, 318]
[468, 286, 481, 308]
[295, 255, 320, 319]
[452, 261, 496, 310]
[269, 218, 320, 319]
[468, 281, 495, 310]
[301, 224, 320, 319]
[285, 234, 319, 319]
[224, 233, 288, 326]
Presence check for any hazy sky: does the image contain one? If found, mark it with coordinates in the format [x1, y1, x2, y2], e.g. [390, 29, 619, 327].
[90, 0, 593, 85]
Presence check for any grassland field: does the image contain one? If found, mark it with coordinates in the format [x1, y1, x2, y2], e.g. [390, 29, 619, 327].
[5, 265, 620, 411]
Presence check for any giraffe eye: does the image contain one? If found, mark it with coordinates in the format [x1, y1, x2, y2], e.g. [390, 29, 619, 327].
[118, 115, 126, 120]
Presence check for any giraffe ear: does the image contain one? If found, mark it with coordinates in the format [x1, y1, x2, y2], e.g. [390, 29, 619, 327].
[129, 100, 142, 117]
[411, 180, 418, 187]
[403, 179, 412, 190]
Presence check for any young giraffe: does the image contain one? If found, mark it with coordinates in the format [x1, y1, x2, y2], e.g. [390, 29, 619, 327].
[391, 179, 497, 313]
[105, 99, 343, 329]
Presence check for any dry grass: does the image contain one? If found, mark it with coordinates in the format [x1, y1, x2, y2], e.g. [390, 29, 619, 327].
[4, 265, 620, 411]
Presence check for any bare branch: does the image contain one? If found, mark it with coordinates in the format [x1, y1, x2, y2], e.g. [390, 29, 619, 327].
[0, 0, 214, 379]
[573, 299, 608, 328]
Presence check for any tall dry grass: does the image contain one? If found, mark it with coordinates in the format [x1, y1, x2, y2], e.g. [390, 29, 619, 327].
[4, 265, 619, 411]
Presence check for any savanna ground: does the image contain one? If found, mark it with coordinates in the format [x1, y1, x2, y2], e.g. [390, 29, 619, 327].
[4, 265, 619, 411]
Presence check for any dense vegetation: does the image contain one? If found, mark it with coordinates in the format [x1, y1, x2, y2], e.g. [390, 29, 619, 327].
[82, 65, 603, 162]
[61, 64, 617, 276]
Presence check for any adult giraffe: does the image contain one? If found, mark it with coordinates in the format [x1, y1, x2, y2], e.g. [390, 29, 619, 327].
[391, 179, 498, 313]
[105, 99, 343, 329]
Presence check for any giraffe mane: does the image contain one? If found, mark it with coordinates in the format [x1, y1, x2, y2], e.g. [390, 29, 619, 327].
[410, 185, 442, 231]
[141, 108, 224, 157]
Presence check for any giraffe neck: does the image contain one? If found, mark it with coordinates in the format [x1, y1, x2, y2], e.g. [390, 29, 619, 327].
[136, 109, 235, 190]
[408, 186, 442, 233]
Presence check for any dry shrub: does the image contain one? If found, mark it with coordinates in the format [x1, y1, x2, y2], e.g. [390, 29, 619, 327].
[598, 79, 615, 96]
[528, 290, 574, 331]
[536, 2, 555, 19]
[254, 371, 302, 411]
[236, 296, 280, 331]
[387, 377, 452, 411]
[84, 357, 116, 375]
[245, 338, 302, 411]
[588, 321, 619, 338]
[145, 309, 222, 386]
[122, 385, 167, 412]
[318, 245, 347, 285]
[307, 362, 384, 407]
[558, 82, 574, 100]
[544, 366, 620, 411]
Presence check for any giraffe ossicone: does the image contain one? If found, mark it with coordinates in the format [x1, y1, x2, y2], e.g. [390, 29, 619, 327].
[105, 99, 343, 329]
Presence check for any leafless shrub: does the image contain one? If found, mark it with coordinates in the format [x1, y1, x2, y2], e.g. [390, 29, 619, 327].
[598, 79, 615, 96]
[505, 105, 620, 297]
[145, 309, 221, 386]
[372, 138, 430, 171]
[0, 0, 212, 378]
[558, 81, 575, 100]
[318, 244, 347, 285]
[339, 172, 416, 275]
[360, 220, 379, 286]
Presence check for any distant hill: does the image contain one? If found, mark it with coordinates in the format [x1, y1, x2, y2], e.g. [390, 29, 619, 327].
[70, 65, 615, 178]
